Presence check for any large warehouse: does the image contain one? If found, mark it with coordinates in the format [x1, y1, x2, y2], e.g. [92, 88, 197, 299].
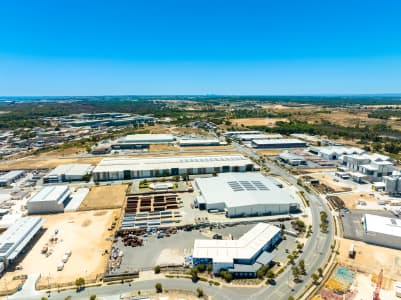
[251, 138, 307, 149]
[192, 223, 281, 276]
[362, 214, 401, 250]
[112, 134, 175, 149]
[0, 170, 25, 187]
[43, 164, 93, 183]
[194, 172, 300, 217]
[0, 217, 43, 269]
[27, 185, 71, 214]
[92, 155, 256, 181]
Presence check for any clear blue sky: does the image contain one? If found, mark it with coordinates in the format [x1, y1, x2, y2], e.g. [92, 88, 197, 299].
[1, 0, 401, 96]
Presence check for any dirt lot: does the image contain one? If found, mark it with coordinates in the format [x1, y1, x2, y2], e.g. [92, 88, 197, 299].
[0, 156, 103, 171]
[336, 238, 401, 286]
[0, 210, 120, 291]
[79, 184, 128, 210]
[310, 174, 354, 193]
[149, 144, 179, 152]
[35, 146, 87, 158]
[337, 192, 377, 209]
[256, 150, 283, 156]
[230, 117, 288, 127]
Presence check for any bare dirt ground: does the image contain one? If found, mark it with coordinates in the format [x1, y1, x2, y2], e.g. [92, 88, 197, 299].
[310, 174, 354, 193]
[337, 192, 377, 209]
[0, 210, 120, 291]
[155, 248, 185, 266]
[336, 238, 401, 284]
[0, 156, 103, 170]
[79, 184, 127, 210]
[230, 117, 288, 127]
[181, 145, 234, 151]
[256, 150, 283, 156]
[149, 144, 179, 152]
[35, 146, 87, 158]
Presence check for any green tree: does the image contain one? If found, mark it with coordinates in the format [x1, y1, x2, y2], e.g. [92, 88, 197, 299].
[299, 259, 306, 274]
[75, 277, 85, 290]
[153, 265, 161, 274]
[292, 266, 300, 281]
[155, 283, 163, 293]
[311, 273, 319, 283]
[190, 267, 199, 281]
[288, 296, 295, 300]
[207, 263, 213, 273]
[197, 263, 206, 273]
[318, 267, 323, 277]
[196, 287, 204, 297]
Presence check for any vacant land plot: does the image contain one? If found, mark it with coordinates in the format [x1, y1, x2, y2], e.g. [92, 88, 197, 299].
[338, 192, 378, 209]
[336, 238, 401, 284]
[79, 184, 127, 210]
[230, 117, 288, 127]
[149, 144, 179, 152]
[0, 156, 103, 171]
[256, 150, 283, 156]
[36, 146, 87, 158]
[0, 210, 119, 291]
[310, 174, 354, 193]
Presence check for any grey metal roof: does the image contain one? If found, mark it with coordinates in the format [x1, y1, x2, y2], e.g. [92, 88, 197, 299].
[195, 172, 298, 208]
[0, 170, 24, 182]
[28, 185, 70, 203]
[229, 262, 261, 273]
[0, 217, 43, 261]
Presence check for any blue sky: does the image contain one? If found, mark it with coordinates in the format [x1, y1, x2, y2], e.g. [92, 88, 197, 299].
[1, 0, 401, 96]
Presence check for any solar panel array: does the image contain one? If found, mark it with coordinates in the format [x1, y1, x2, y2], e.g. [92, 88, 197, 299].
[227, 180, 269, 192]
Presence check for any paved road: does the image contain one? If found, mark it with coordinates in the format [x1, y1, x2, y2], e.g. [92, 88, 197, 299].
[9, 142, 334, 300]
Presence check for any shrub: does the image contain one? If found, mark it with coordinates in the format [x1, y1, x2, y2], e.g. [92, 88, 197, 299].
[155, 283, 163, 293]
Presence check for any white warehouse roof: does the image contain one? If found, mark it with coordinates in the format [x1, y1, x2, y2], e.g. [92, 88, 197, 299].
[46, 164, 92, 177]
[193, 223, 280, 263]
[195, 172, 297, 208]
[0, 217, 43, 261]
[364, 214, 401, 238]
[0, 170, 24, 182]
[252, 138, 306, 146]
[28, 185, 70, 203]
[93, 155, 253, 173]
[116, 134, 175, 143]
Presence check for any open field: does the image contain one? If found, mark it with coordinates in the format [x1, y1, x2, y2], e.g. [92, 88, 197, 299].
[35, 146, 87, 158]
[0, 156, 103, 170]
[181, 145, 234, 151]
[79, 184, 128, 210]
[230, 117, 288, 127]
[149, 144, 179, 152]
[336, 238, 401, 284]
[256, 150, 283, 156]
[0, 210, 120, 291]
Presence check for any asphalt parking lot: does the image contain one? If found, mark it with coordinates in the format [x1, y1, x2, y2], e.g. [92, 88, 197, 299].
[108, 222, 297, 275]
[341, 209, 394, 240]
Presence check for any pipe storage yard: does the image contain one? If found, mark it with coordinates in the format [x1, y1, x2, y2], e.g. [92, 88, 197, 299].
[0, 217, 43, 268]
[92, 154, 256, 181]
[192, 223, 281, 275]
[195, 172, 300, 217]
[27, 185, 71, 214]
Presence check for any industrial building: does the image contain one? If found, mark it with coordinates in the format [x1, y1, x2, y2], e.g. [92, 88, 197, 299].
[194, 172, 300, 217]
[232, 133, 283, 142]
[251, 138, 307, 149]
[67, 114, 155, 127]
[178, 138, 221, 147]
[223, 131, 261, 137]
[0, 217, 43, 269]
[112, 134, 175, 149]
[0, 170, 25, 187]
[384, 174, 401, 195]
[93, 155, 256, 181]
[192, 223, 281, 276]
[27, 185, 71, 214]
[362, 214, 401, 250]
[279, 151, 307, 166]
[340, 153, 394, 182]
[309, 146, 365, 160]
[43, 164, 93, 183]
